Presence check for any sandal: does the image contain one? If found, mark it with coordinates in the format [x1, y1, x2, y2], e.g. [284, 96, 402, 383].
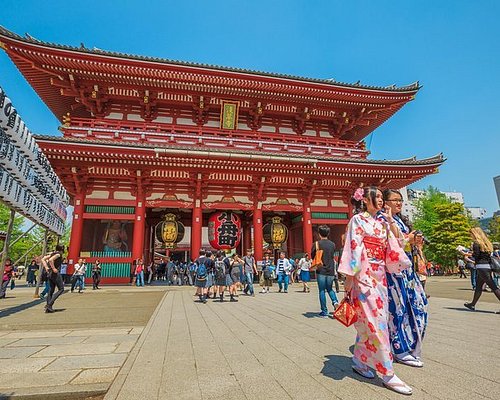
[383, 381, 413, 395]
[351, 365, 375, 379]
[395, 355, 423, 368]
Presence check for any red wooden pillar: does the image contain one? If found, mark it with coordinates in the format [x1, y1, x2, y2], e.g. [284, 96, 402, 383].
[190, 199, 202, 261]
[253, 204, 263, 262]
[243, 221, 252, 254]
[302, 201, 313, 254]
[132, 194, 146, 261]
[67, 193, 85, 274]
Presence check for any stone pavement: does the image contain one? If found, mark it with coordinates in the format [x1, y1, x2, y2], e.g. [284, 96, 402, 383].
[0, 285, 164, 399]
[105, 282, 500, 400]
[0, 278, 499, 399]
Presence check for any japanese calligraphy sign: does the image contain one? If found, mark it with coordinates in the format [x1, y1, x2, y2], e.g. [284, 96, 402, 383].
[208, 211, 242, 250]
[220, 100, 239, 130]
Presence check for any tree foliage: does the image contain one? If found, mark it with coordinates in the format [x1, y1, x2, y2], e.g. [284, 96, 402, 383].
[489, 216, 500, 244]
[1, 203, 69, 266]
[413, 187, 472, 271]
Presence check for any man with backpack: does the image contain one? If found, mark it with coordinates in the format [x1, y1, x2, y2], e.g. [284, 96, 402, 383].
[194, 250, 209, 303]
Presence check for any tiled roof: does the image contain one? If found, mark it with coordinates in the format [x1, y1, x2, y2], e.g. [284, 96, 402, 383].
[0, 26, 420, 94]
[34, 134, 445, 167]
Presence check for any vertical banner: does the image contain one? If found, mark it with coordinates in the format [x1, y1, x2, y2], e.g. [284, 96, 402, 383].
[220, 100, 239, 130]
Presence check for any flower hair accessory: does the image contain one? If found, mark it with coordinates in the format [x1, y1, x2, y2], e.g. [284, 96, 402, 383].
[353, 188, 364, 201]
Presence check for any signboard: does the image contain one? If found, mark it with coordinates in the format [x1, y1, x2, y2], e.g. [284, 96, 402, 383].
[0, 85, 68, 234]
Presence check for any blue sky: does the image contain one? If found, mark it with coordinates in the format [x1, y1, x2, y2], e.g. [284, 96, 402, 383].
[1, 0, 499, 215]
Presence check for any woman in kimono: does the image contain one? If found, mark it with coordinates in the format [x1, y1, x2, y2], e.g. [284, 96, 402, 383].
[379, 189, 428, 368]
[339, 187, 413, 395]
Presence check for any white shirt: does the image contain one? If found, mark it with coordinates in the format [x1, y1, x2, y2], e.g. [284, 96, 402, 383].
[299, 257, 312, 271]
[74, 263, 86, 276]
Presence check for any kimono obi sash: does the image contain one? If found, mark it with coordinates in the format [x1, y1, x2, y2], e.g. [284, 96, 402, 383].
[362, 236, 387, 261]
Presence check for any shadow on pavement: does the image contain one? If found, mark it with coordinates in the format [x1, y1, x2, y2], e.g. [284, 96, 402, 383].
[321, 354, 383, 388]
[0, 298, 45, 317]
[302, 311, 324, 318]
[444, 307, 498, 314]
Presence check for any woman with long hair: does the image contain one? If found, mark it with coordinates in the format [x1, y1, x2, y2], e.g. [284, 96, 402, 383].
[379, 189, 428, 369]
[339, 187, 413, 395]
[464, 227, 500, 311]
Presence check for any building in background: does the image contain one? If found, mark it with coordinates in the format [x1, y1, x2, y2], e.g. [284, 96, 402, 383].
[0, 26, 444, 283]
[494, 175, 500, 208]
[401, 187, 485, 221]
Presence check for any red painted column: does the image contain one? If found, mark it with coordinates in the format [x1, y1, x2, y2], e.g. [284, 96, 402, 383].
[67, 193, 85, 274]
[253, 204, 263, 262]
[190, 199, 202, 261]
[243, 221, 252, 254]
[302, 201, 313, 254]
[132, 194, 146, 261]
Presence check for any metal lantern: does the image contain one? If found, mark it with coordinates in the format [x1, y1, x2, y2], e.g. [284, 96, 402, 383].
[155, 213, 185, 249]
[208, 211, 242, 250]
[263, 216, 288, 249]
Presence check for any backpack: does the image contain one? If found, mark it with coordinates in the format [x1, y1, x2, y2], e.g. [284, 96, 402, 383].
[189, 262, 197, 273]
[215, 260, 226, 280]
[196, 260, 208, 281]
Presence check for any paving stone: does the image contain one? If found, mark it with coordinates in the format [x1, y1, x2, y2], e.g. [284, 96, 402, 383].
[71, 367, 120, 384]
[115, 341, 135, 353]
[0, 338, 18, 347]
[33, 342, 118, 357]
[66, 328, 132, 337]
[44, 353, 127, 371]
[0, 369, 80, 389]
[0, 346, 44, 358]
[83, 334, 140, 344]
[2, 330, 71, 339]
[129, 327, 144, 335]
[0, 357, 56, 373]
[5, 336, 87, 347]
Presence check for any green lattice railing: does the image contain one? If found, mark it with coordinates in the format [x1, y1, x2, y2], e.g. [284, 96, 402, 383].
[88, 251, 132, 258]
[85, 263, 131, 278]
[311, 212, 348, 220]
[85, 205, 135, 214]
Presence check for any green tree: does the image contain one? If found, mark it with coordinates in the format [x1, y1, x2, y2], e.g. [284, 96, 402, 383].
[489, 216, 500, 243]
[413, 187, 472, 272]
[427, 203, 472, 271]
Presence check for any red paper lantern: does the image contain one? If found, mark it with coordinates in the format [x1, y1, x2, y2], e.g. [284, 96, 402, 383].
[208, 211, 242, 250]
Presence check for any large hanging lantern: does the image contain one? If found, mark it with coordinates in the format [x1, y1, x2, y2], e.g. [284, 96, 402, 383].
[208, 211, 242, 250]
[155, 213, 185, 249]
[263, 216, 288, 249]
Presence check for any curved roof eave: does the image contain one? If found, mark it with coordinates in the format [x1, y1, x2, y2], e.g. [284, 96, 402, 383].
[0, 25, 421, 95]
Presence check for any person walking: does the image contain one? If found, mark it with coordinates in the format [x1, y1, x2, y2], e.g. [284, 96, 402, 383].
[0, 259, 14, 299]
[276, 251, 292, 293]
[298, 253, 312, 292]
[135, 259, 145, 287]
[229, 254, 242, 301]
[260, 253, 274, 293]
[26, 260, 38, 287]
[92, 260, 102, 289]
[380, 189, 428, 368]
[312, 225, 339, 316]
[464, 227, 500, 311]
[242, 249, 257, 296]
[339, 186, 413, 395]
[71, 259, 86, 293]
[42, 245, 66, 313]
[457, 258, 467, 278]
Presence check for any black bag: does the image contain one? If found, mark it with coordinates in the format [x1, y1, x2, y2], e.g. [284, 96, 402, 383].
[490, 256, 500, 273]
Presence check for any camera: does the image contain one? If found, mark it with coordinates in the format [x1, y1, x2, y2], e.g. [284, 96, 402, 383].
[414, 230, 431, 245]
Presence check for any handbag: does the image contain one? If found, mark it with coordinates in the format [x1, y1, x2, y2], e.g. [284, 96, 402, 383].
[333, 293, 358, 327]
[310, 241, 323, 271]
[490, 256, 500, 273]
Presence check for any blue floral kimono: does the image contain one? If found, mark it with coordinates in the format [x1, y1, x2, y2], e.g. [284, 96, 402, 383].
[378, 213, 428, 358]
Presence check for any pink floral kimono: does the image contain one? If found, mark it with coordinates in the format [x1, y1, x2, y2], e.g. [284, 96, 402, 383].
[338, 212, 411, 376]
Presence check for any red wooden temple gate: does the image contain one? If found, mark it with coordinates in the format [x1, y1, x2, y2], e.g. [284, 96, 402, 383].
[0, 27, 444, 283]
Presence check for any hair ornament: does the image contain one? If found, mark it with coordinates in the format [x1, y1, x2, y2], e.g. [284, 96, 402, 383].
[353, 188, 364, 201]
